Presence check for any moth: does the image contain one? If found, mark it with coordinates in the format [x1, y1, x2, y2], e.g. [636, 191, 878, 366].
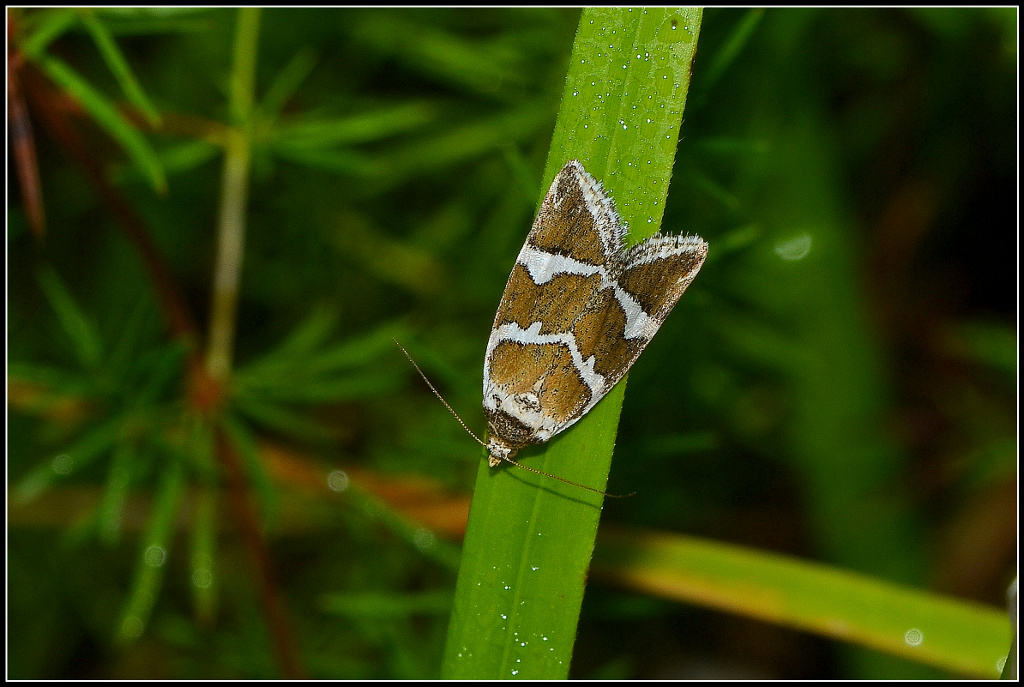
[399, 160, 707, 495]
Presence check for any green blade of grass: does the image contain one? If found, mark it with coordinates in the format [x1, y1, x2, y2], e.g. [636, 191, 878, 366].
[698, 8, 764, 95]
[220, 414, 280, 526]
[441, 8, 703, 680]
[97, 438, 134, 545]
[80, 10, 162, 127]
[257, 48, 318, 124]
[189, 485, 219, 624]
[347, 12, 533, 100]
[33, 53, 167, 193]
[387, 106, 556, 183]
[14, 417, 124, 503]
[270, 102, 437, 149]
[592, 528, 1011, 678]
[115, 456, 185, 643]
[36, 266, 103, 370]
[231, 396, 338, 443]
[17, 8, 78, 56]
[187, 417, 218, 625]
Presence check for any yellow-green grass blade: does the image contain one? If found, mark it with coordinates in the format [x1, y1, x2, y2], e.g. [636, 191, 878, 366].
[593, 529, 1011, 678]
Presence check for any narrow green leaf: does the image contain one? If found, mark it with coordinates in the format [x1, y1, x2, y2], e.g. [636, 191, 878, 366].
[17, 8, 78, 56]
[220, 414, 280, 527]
[234, 321, 414, 409]
[442, 8, 703, 680]
[348, 13, 532, 99]
[80, 10, 162, 127]
[700, 8, 765, 93]
[7, 362, 98, 396]
[942, 321, 1017, 380]
[712, 222, 763, 258]
[592, 529, 1012, 678]
[271, 102, 437, 149]
[238, 318, 410, 380]
[97, 439, 134, 545]
[305, 330, 415, 374]
[273, 310, 345, 355]
[116, 457, 185, 643]
[157, 140, 221, 173]
[94, 6, 215, 33]
[180, 414, 219, 624]
[34, 54, 167, 192]
[237, 369, 404, 404]
[271, 147, 381, 176]
[342, 482, 463, 571]
[387, 106, 555, 182]
[15, 417, 124, 503]
[233, 396, 337, 443]
[258, 48, 319, 124]
[86, 15, 212, 39]
[134, 345, 190, 407]
[190, 486, 219, 624]
[36, 267, 103, 370]
[115, 140, 222, 184]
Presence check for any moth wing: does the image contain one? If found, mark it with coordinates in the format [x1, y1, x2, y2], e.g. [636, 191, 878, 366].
[483, 161, 708, 445]
[523, 160, 624, 263]
[619, 234, 707, 327]
[593, 234, 709, 387]
[484, 161, 623, 441]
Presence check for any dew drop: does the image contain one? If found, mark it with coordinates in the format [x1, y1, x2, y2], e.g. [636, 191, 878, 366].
[144, 545, 167, 568]
[327, 470, 349, 492]
[774, 233, 813, 261]
[414, 528, 436, 551]
[192, 567, 213, 589]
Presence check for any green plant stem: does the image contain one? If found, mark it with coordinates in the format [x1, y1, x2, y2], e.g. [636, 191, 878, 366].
[205, 7, 260, 383]
[441, 8, 703, 679]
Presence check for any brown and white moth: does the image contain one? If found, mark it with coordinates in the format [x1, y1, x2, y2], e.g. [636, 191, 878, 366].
[481, 160, 707, 469]
[398, 160, 706, 495]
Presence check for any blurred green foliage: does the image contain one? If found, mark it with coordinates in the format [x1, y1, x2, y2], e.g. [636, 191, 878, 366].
[7, 7, 1016, 680]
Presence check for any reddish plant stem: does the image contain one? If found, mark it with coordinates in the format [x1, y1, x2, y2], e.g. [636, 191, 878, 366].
[19, 62, 199, 346]
[216, 427, 306, 679]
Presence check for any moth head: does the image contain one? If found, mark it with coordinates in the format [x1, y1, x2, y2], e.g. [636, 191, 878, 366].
[485, 436, 517, 468]
[394, 341, 630, 497]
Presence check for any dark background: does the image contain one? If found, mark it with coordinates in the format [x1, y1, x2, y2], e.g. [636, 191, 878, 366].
[8, 8, 1016, 679]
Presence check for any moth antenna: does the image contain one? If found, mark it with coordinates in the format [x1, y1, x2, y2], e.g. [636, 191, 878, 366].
[495, 454, 635, 499]
[395, 340, 633, 499]
[393, 339, 487, 448]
